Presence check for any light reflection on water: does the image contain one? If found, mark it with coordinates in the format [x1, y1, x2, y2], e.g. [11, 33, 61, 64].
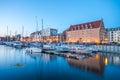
[0, 45, 120, 80]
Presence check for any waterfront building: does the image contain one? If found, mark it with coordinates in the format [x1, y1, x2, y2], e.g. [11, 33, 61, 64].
[20, 36, 31, 42]
[5, 34, 21, 41]
[30, 31, 42, 42]
[41, 34, 61, 42]
[66, 19, 106, 43]
[41, 28, 57, 37]
[30, 28, 58, 42]
[62, 30, 68, 42]
[0, 37, 5, 41]
[106, 27, 120, 43]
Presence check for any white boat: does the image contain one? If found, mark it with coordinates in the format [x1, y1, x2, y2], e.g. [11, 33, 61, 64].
[42, 44, 55, 50]
[26, 47, 42, 53]
[55, 45, 70, 52]
[13, 41, 23, 48]
[5, 42, 14, 46]
[41, 43, 70, 53]
[42, 44, 55, 53]
[70, 45, 92, 54]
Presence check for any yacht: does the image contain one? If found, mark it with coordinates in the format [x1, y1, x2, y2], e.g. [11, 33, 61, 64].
[26, 47, 42, 53]
[55, 45, 70, 53]
[70, 45, 92, 54]
[13, 41, 23, 48]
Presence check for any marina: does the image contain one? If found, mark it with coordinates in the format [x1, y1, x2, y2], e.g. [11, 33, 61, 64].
[0, 0, 120, 80]
[0, 44, 120, 80]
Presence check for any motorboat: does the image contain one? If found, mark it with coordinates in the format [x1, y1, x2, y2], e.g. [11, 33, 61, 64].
[13, 41, 23, 48]
[42, 44, 55, 53]
[55, 45, 70, 53]
[70, 45, 92, 54]
[26, 47, 42, 53]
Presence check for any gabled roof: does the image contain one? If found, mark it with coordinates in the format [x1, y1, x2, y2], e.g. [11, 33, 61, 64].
[68, 20, 102, 31]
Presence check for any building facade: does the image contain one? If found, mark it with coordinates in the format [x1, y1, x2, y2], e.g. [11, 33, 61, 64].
[41, 28, 57, 37]
[30, 31, 42, 42]
[62, 30, 68, 42]
[41, 34, 61, 42]
[0, 37, 5, 41]
[30, 28, 58, 42]
[66, 20, 106, 43]
[106, 27, 120, 43]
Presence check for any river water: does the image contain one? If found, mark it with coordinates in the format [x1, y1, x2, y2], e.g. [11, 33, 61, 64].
[0, 45, 120, 80]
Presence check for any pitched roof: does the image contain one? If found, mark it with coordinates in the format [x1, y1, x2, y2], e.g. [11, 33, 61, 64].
[68, 20, 102, 31]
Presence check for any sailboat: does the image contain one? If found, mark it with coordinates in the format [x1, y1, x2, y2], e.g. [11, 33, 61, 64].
[25, 16, 42, 53]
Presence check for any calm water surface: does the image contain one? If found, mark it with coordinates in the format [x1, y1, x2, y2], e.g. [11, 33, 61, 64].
[0, 45, 120, 80]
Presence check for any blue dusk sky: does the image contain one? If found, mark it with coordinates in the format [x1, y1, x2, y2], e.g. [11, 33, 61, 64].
[0, 0, 120, 36]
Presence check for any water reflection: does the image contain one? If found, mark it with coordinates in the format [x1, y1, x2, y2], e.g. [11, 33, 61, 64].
[1, 45, 120, 80]
[67, 54, 107, 74]
[26, 53, 57, 63]
[99, 52, 120, 65]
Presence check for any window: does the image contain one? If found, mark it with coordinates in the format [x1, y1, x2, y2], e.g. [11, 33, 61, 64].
[89, 24, 92, 29]
[85, 24, 88, 29]
[74, 27, 76, 30]
[78, 25, 80, 30]
[81, 25, 84, 29]
[76, 25, 78, 30]
[73, 27, 75, 31]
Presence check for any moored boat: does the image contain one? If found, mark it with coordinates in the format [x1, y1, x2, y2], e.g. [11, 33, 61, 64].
[26, 47, 42, 53]
[13, 41, 23, 48]
[70, 45, 92, 54]
[41, 44, 55, 53]
[55, 45, 70, 53]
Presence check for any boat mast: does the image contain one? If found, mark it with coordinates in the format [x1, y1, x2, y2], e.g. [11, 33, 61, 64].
[21, 26, 24, 41]
[10, 30, 11, 41]
[15, 30, 17, 41]
[35, 16, 39, 42]
[7, 26, 8, 42]
[36, 16, 39, 32]
[41, 19, 43, 31]
[22, 26, 24, 37]
[41, 19, 44, 42]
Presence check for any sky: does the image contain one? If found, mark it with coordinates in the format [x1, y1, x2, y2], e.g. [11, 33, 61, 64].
[0, 0, 120, 37]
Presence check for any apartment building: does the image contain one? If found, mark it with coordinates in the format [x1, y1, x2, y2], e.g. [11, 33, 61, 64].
[106, 27, 120, 43]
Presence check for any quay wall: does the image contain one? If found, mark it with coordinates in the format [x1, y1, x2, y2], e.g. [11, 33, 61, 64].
[91, 45, 120, 53]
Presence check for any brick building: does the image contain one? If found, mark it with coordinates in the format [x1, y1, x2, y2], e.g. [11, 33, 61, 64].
[66, 19, 106, 43]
